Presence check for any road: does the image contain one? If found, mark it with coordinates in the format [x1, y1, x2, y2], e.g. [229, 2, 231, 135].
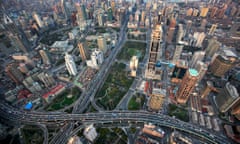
[0, 101, 230, 144]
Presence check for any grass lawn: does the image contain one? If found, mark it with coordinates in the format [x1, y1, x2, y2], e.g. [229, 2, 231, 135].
[128, 93, 145, 110]
[168, 103, 189, 122]
[95, 128, 127, 144]
[45, 87, 81, 111]
[117, 41, 146, 61]
[96, 62, 134, 110]
[22, 125, 44, 144]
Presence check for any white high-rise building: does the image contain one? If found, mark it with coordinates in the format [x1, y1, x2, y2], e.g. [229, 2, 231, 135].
[33, 12, 44, 28]
[190, 51, 205, 68]
[65, 53, 77, 76]
[84, 125, 98, 142]
[130, 56, 139, 77]
[194, 32, 205, 47]
[195, 61, 208, 82]
[172, 44, 184, 64]
[176, 24, 185, 43]
[91, 49, 104, 67]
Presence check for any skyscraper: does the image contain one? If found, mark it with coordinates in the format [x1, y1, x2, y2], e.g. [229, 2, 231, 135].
[37, 72, 55, 87]
[172, 44, 184, 64]
[3, 14, 30, 53]
[5, 63, 24, 84]
[205, 37, 221, 58]
[210, 50, 237, 77]
[209, 24, 217, 35]
[194, 32, 205, 47]
[201, 81, 214, 99]
[76, 3, 87, 31]
[145, 24, 163, 80]
[190, 51, 205, 68]
[78, 42, 89, 62]
[65, 53, 78, 76]
[91, 49, 104, 67]
[32, 12, 44, 28]
[176, 68, 199, 104]
[215, 82, 239, 113]
[39, 50, 51, 65]
[97, 36, 107, 53]
[195, 61, 208, 82]
[176, 24, 184, 43]
[200, 7, 209, 17]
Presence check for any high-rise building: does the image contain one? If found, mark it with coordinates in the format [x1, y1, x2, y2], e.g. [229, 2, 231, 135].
[91, 49, 104, 67]
[107, 7, 113, 21]
[97, 36, 107, 53]
[3, 14, 30, 52]
[190, 51, 205, 68]
[149, 88, 166, 111]
[97, 13, 104, 26]
[39, 50, 51, 65]
[201, 81, 214, 99]
[78, 42, 89, 62]
[141, 10, 145, 23]
[135, 10, 140, 22]
[217, 4, 228, 18]
[65, 53, 78, 76]
[76, 3, 87, 31]
[145, 24, 163, 80]
[186, 8, 193, 16]
[195, 61, 208, 82]
[111, 0, 115, 15]
[5, 63, 24, 84]
[210, 7, 218, 18]
[18, 63, 29, 74]
[172, 44, 184, 64]
[194, 32, 205, 47]
[176, 68, 199, 104]
[216, 82, 239, 113]
[32, 12, 44, 28]
[37, 72, 55, 87]
[84, 125, 98, 142]
[130, 56, 138, 77]
[176, 24, 184, 43]
[61, 0, 71, 20]
[210, 50, 237, 77]
[209, 24, 217, 35]
[68, 136, 82, 144]
[200, 19, 207, 30]
[205, 37, 221, 58]
[186, 20, 192, 33]
[200, 7, 209, 17]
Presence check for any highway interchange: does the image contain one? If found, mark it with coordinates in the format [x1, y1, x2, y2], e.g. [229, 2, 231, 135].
[0, 13, 231, 144]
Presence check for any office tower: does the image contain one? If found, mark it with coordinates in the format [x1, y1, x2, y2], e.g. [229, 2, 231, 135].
[176, 68, 199, 104]
[97, 36, 107, 53]
[84, 125, 98, 142]
[172, 44, 184, 64]
[32, 12, 44, 28]
[217, 4, 228, 18]
[91, 49, 104, 67]
[78, 42, 89, 62]
[200, 7, 209, 17]
[200, 19, 207, 30]
[65, 53, 78, 76]
[216, 82, 239, 113]
[210, 7, 218, 18]
[186, 8, 193, 16]
[130, 56, 138, 77]
[39, 50, 51, 65]
[107, 7, 113, 21]
[3, 14, 30, 52]
[76, 3, 87, 31]
[201, 81, 214, 99]
[210, 50, 237, 77]
[230, 22, 240, 35]
[176, 24, 184, 43]
[192, 8, 199, 16]
[230, 6, 237, 17]
[195, 61, 208, 82]
[190, 51, 205, 68]
[111, 0, 115, 15]
[186, 20, 192, 33]
[209, 24, 217, 35]
[205, 37, 221, 58]
[194, 32, 205, 47]
[167, 28, 175, 44]
[5, 63, 24, 84]
[149, 88, 166, 111]
[169, 18, 176, 29]
[135, 10, 140, 22]
[141, 10, 145, 23]
[97, 13, 104, 26]
[145, 24, 163, 80]
[37, 72, 55, 87]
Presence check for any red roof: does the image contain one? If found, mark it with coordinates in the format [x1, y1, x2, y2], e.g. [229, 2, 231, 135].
[42, 84, 65, 98]
[18, 90, 32, 99]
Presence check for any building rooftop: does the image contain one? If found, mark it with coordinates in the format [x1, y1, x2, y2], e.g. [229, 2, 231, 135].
[189, 68, 199, 77]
